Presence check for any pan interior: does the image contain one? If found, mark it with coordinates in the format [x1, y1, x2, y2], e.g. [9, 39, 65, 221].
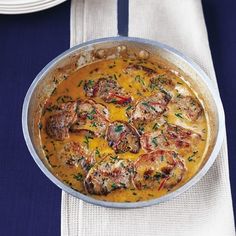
[25, 38, 221, 207]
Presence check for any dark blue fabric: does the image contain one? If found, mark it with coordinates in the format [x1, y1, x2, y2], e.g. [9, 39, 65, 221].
[0, 1, 235, 235]
[202, 0, 236, 219]
[0, 1, 70, 235]
[117, 0, 129, 36]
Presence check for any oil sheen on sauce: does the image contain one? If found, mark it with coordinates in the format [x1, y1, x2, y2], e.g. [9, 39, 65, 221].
[39, 58, 208, 203]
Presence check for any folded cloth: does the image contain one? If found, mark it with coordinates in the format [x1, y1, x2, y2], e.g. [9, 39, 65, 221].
[61, 0, 235, 235]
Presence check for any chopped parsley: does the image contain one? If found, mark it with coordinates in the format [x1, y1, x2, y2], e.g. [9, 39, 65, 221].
[188, 151, 198, 162]
[161, 130, 168, 142]
[73, 173, 83, 181]
[152, 123, 159, 131]
[51, 88, 57, 95]
[142, 102, 156, 112]
[138, 125, 145, 134]
[87, 108, 96, 120]
[77, 80, 83, 87]
[151, 137, 158, 147]
[135, 75, 145, 86]
[111, 183, 117, 189]
[153, 172, 162, 181]
[90, 122, 97, 127]
[110, 155, 118, 161]
[110, 98, 117, 103]
[126, 105, 133, 111]
[175, 113, 183, 119]
[119, 182, 126, 187]
[83, 135, 93, 149]
[113, 74, 118, 80]
[115, 124, 124, 132]
[95, 148, 101, 158]
[87, 80, 94, 86]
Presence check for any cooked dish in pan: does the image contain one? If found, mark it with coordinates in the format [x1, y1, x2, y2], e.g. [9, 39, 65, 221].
[39, 57, 207, 202]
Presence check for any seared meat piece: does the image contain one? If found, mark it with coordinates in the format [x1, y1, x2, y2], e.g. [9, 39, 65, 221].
[133, 149, 186, 190]
[84, 78, 132, 105]
[84, 156, 133, 195]
[46, 101, 77, 140]
[125, 64, 176, 93]
[125, 64, 157, 76]
[129, 92, 171, 123]
[149, 75, 175, 93]
[70, 99, 109, 137]
[107, 121, 140, 154]
[172, 95, 203, 121]
[141, 123, 201, 152]
[166, 123, 201, 141]
[58, 141, 95, 172]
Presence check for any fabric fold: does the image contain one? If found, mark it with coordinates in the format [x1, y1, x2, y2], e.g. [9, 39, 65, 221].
[61, 0, 235, 235]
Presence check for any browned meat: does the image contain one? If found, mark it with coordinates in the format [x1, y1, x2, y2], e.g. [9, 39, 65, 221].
[46, 101, 77, 140]
[84, 156, 133, 195]
[172, 95, 203, 121]
[133, 149, 186, 190]
[70, 99, 109, 137]
[107, 121, 140, 154]
[58, 141, 95, 172]
[125, 64, 157, 75]
[84, 78, 132, 105]
[125, 64, 176, 93]
[129, 92, 171, 123]
[149, 75, 175, 93]
[140, 123, 201, 152]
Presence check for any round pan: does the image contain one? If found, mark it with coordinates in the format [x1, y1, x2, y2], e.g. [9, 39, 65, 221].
[22, 36, 225, 208]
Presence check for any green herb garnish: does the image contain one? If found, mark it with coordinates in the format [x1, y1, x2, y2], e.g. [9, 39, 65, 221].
[87, 108, 96, 120]
[113, 74, 118, 80]
[111, 183, 117, 189]
[152, 137, 158, 147]
[152, 123, 159, 131]
[188, 151, 198, 162]
[83, 135, 93, 149]
[91, 122, 97, 127]
[95, 148, 101, 158]
[175, 113, 183, 119]
[153, 172, 162, 181]
[115, 124, 124, 132]
[135, 75, 145, 86]
[142, 102, 156, 112]
[77, 80, 83, 87]
[73, 173, 83, 181]
[126, 105, 132, 111]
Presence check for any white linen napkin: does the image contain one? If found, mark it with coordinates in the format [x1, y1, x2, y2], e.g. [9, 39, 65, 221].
[61, 0, 235, 235]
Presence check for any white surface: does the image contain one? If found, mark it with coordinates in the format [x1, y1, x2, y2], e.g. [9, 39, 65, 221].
[0, 0, 44, 4]
[62, 0, 235, 235]
[0, 0, 66, 14]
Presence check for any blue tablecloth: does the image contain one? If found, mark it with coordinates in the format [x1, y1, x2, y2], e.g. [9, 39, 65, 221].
[0, 1, 235, 235]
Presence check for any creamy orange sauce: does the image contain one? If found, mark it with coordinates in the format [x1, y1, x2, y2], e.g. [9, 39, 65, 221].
[39, 58, 208, 202]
